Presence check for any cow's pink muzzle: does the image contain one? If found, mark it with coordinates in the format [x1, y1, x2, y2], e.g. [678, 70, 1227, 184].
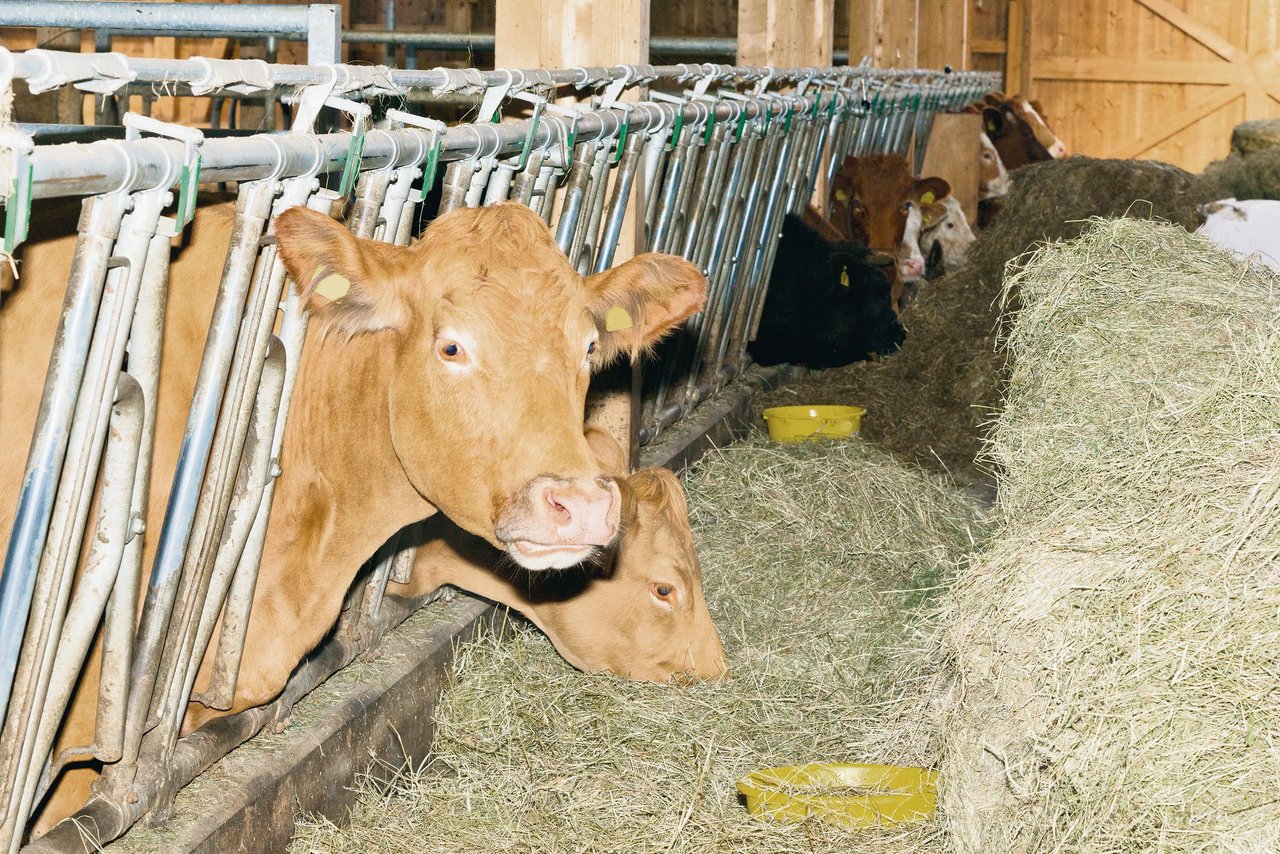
[496, 476, 621, 570]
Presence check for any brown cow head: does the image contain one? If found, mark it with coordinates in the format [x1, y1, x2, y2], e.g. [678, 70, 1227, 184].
[275, 203, 706, 570]
[978, 131, 1011, 199]
[507, 466, 727, 683]
[981, 101, 1052, 169]
[395, 463, 728, 683]
[1011, 96, 1068, 158]
[829, 155, 951, 313]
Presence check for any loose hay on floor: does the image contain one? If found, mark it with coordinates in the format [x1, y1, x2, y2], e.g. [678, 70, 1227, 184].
[290, 437, 984, 854]
[939, 218, 1280, 852]
[759, 157, 1212, 485]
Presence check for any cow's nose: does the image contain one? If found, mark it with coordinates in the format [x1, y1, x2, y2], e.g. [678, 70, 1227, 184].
[543, 479, 620, 546]
[1050, 141, 1068, 158]
[901, 258, 924, 278]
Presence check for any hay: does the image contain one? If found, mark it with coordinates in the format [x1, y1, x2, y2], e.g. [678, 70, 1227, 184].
[758, 157, 1211, 485]
[939, 218, 1280, 852]
[290, 437, 984, 853]
[1198, 144, 1280, 203]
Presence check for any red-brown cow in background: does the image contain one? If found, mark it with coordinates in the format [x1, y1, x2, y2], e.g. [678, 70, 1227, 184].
[828, 154, 951, 313]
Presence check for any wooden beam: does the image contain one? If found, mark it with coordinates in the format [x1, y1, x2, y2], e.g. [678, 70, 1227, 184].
[970, 38, 1007, 54]
[1132, 0, 1246, 64]
[1005, 0, 1030, 95]
[739, 0, 835, 67]
[1031, 57, 1241, 84]
[1114, 84, 1245, 158]
[495, 0, 649, 70]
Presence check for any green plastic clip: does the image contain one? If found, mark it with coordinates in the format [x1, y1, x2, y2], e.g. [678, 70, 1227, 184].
[518, 97, 545, 170]
[337, 130, 366, 199]
[613, 112, 630, 163]
[175, 153, 201, 230]
[3, 155, 32, 256]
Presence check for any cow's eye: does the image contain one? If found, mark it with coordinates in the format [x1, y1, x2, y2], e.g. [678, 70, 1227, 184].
[652, 583, 673, 599]
[440, 342, 462, 359]
[587, 340, 597, 356]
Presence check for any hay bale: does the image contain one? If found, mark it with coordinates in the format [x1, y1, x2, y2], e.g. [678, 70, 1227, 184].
[290, 437, 983, 853]
[940, 218, 1280, 852]
[1230, 118, 1280, 157]
[1198, 144, 1280, 202]
[758, 157, 1210, 485]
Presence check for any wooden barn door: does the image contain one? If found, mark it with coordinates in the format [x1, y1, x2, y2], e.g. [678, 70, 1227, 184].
[1018, 0, 1280, 171]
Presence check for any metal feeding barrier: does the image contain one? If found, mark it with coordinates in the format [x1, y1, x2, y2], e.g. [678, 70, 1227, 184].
[0, 43, 999, 851]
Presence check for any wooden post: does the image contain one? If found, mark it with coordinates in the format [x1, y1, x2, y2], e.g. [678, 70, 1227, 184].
[847, 0, 916, 68]
[917, 0, 968, 70]
[1006, 0, 1031, 95]
[738, 0, 835, 67]
[495, 0, 651, 467]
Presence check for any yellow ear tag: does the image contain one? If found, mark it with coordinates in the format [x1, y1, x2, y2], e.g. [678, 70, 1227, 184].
[605, 304, 633, 332]
[840, 268, 850, 287]
[313, 273, 351, 303]
[920, 191, 936, 206]
[834, 189, 849, 202]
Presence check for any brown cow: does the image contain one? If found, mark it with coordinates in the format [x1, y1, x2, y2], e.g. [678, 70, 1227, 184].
[828, 154, 951, 313]
[3, 197, 706, 834]
[976, 93, 1067, 171]
[393, 432, 726, 683]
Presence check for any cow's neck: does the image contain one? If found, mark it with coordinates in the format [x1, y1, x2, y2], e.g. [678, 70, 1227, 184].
[268, 329, 431, 603]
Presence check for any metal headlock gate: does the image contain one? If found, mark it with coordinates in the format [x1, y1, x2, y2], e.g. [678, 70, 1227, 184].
[0, 42, 999, 850]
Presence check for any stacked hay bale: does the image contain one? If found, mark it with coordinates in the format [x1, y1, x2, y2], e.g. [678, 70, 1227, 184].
[291, 438, 982, 854]
[759, 158, 1210, 484]
[940, 219, 1280, 850]
[1199, 143, 1280, 201]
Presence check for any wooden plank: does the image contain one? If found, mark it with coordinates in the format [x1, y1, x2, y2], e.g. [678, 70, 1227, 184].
[739, 0, 834, 66]
[1031, 56, 1240, 84]
[1114, 84, 1245, 158]
[917, 0, 967, 70]
[1006, 0, 1029, 94]
[920, 112, 982, 224]
[971, 39, 1008, 53]
[1132, 0, 1246, 63]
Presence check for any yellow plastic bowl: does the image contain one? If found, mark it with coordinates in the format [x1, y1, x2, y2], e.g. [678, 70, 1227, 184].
[761, 405, 865, 443]
[736, 763, 938, 829]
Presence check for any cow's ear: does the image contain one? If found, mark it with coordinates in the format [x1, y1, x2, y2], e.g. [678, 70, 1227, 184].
[915, 177, 951, 208]
[274, 206, 412, 335]
[920, 200, 947, 228]
[585, 253, 707, 364]
[982, 106, 1006, 138]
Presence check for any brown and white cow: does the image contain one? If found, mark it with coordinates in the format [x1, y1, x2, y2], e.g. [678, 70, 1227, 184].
[393, 432, 727, 684]
[828, 154, 951, 313]
[2, 197, 706, 832]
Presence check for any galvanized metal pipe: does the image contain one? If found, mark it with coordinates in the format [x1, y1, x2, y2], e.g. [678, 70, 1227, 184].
[5, 376, 142, 854]
[592, 130, 646, 274]
[0, 194, 127, 732]
[118, 180, 277, 776]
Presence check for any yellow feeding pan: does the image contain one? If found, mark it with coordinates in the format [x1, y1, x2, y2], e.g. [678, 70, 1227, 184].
[761, 405, 865, 443]
[737, 763, 937, 829]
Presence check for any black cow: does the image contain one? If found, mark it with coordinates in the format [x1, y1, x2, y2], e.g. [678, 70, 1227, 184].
[748, 214, 906, 370]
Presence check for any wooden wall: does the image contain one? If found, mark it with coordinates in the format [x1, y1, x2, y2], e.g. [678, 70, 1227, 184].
[1017, 0, 1280, 171]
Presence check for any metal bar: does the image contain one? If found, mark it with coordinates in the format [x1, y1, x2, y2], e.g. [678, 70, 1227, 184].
[8, 376, 142, 854]
[593, 130, 646, 273]
[0, 2, 320, 34]
[117, 180, 277, 776]
[0, 193, 128, 731]
[195, 184, 329, 713]
[554, 141, 596, 256]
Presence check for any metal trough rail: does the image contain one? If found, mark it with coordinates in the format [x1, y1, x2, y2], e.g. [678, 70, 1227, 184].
[0, 51, 1000, 851]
